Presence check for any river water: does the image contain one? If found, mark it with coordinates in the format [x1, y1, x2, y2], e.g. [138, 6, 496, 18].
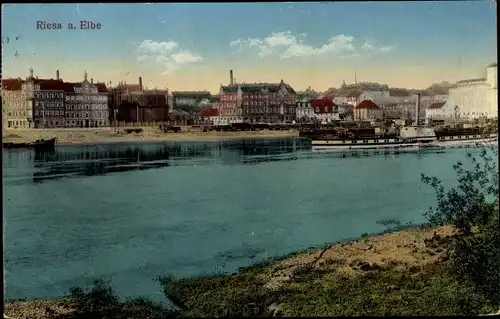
[2, 139, 488, 301]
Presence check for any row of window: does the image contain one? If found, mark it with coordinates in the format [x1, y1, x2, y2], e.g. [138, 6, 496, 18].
[6, 120, 29, 128]
[5, 111, 29, 117]
[66, 95, 107, 101]
[67, 120, 108, 126]
[36, 102, 64, 107]
[66, 112, 107, 119]
[35, 92, 64, 99]
[66, 104, 107, 110]
[34, 110, 108, 118]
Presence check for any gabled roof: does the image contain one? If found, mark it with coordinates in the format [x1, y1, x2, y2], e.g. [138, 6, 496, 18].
[428, 102, 446, 109]
[311, 99, 337, 113]
[356, 100, 380, 109]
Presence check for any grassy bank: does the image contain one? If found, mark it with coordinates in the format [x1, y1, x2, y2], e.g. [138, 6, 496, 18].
[4, 224, 497, 318]
[2, 128, 299, 146]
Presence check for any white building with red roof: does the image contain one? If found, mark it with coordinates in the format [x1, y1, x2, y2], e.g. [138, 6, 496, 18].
[354, 100, 383, 121]
[311, 98, 340, 123]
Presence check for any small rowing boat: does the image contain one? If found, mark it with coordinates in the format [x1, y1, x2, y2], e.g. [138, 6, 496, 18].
[3, 137, 57, 151]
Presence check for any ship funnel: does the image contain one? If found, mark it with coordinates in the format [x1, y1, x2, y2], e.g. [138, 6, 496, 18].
[415, 93, 420, 125]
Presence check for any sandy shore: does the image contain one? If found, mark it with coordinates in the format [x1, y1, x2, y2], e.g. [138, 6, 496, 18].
[2, 127, 300, 146]
[4, 225, 456, 318]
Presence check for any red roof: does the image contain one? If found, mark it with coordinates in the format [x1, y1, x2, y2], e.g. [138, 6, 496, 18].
[428, 102, 446, 109]
[200, 108, 219, 117]
[356, 100, 380, 109]
[1, 78, 108, 93]
[311, 99, 338, 113]
[1, 78, 24, 90]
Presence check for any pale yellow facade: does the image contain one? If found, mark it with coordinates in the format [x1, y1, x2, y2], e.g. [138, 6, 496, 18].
[2, 89, 32, 129]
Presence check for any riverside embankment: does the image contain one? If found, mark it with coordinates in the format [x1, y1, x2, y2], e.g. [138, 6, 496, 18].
[2, 127, 299, 145]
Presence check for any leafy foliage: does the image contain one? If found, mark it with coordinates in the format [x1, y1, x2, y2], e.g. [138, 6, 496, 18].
[57, 279, 177, 319]
[421, 147, 500, 306]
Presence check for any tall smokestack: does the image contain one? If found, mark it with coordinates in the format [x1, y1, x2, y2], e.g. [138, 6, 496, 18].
[56, 70, 60, 80]
[139, 77, 143, 91]
[415, 93, 420, 125]
[91, 78, 93, 84]
[230, 70, 234, 85]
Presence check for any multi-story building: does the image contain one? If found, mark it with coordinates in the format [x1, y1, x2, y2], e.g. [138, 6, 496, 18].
[64, 71, 109, 128]
[1, 78, 32, 129]
[295, 101, 314, 121]
[311, 99, 339, 124]
[109, 77, 169, 123]
[217, 71, 297, 125]
[444, 63, 498, 119]
[345, 92, 362, 106]
[354, 100, 384, 121]
[26, 69, 66, 128]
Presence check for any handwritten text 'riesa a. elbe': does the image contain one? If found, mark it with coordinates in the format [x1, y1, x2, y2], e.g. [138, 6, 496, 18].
[36, 21, 102, 30]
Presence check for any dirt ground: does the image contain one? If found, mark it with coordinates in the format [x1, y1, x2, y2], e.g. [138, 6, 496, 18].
[2, 127, 299, 145]
[259, 225, 455, 290]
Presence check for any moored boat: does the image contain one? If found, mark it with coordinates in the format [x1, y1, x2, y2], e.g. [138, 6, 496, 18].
[309, 126, 439, 152]
[3, 138, 57, 151]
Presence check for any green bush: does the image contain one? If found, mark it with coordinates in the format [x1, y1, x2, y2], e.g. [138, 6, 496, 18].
[58, 279, 178, 319]
[421, 147, 499, 307]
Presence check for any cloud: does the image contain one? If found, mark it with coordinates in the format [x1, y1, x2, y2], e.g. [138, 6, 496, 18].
[361, 37, 396, 53]
[137, 40, 203, 74]
[230, 32, 395, 59]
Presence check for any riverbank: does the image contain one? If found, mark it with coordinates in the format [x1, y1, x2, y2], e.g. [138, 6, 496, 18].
[5, 224, 497, 318]
[2, 128, 300, 146]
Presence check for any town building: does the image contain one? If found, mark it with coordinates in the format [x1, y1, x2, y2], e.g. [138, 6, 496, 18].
[25, 69, 67, 128]
[295, 101, 314, 121]
[444, 63, 498, 119]
[346, 92, 362, 106]
[425, 102, 450, 120]
[64, 71, 109, 128]
[1, 78, 32, 129]
[311, 99, 340, 124]
[354, 100, 383, 121]
[199, 107, 219, 124]
[217, 70, 297, 125]
[109, 77, 169, 124]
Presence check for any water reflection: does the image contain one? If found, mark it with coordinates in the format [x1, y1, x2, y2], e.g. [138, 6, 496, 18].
[2, 138, 458, 185]
[2, 139, 311, 184]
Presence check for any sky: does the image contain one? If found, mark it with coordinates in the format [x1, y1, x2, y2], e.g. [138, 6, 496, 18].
[1, 2, 497, 93]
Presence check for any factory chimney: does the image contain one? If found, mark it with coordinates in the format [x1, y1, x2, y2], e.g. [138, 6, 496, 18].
[139, 77, 143, 92]
[56, 70, 60, 80]
[230, 70, 234, 85]
[91, 78, 93, 84]
[415, 93, 421, 125]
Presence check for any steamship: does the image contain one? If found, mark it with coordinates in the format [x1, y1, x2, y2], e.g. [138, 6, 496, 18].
[308, 94, 497, 152]
[310, 126, 439, 152]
